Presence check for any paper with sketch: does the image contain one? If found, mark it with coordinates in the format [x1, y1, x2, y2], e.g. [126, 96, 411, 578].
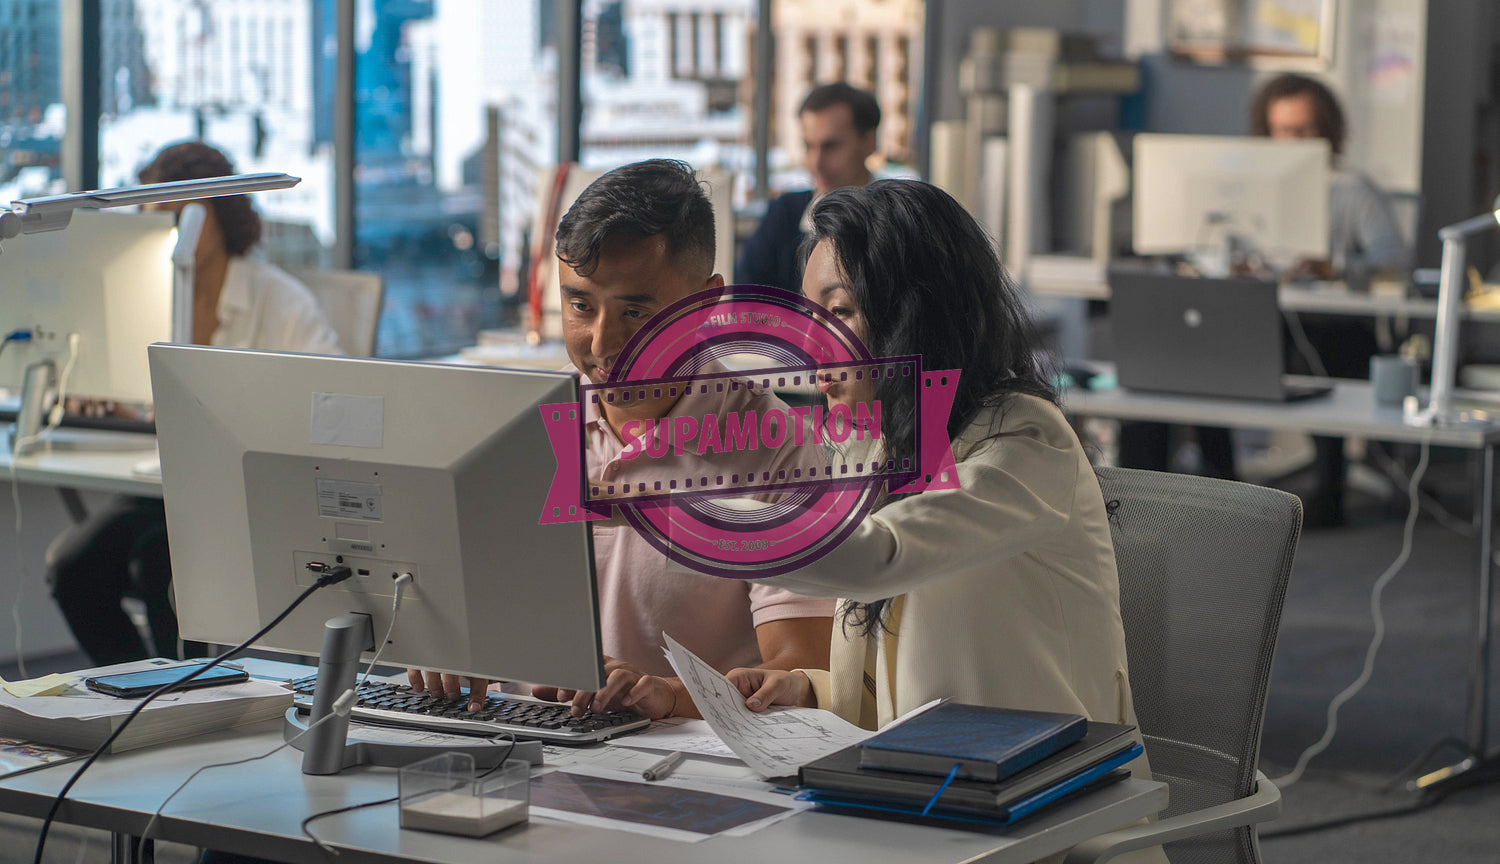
[612, 717, 740, 760]
[661, 633, 874, 779]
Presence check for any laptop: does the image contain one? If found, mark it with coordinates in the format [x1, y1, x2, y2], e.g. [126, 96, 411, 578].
[1109, 271, 1332, 402]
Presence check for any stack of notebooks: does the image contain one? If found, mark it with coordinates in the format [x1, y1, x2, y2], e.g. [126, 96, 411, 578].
[797, 703, 1143, 826]
[0, 659, 292, 754]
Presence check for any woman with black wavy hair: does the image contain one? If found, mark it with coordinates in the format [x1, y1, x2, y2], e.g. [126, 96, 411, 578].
[728, 181, 1154, 816]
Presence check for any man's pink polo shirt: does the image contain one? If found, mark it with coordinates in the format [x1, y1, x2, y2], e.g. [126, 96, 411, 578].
[573, 365, 835, 677]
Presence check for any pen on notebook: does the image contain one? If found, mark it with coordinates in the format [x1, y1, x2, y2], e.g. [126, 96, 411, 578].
[642, 751, 687, 782]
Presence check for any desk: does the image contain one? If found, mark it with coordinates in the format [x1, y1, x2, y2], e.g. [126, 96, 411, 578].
[1067, 379, 1500, 762]
[0, 432, 161, 499]
[0, 721, 1165, 864]
[1032, 275, 1500, 323]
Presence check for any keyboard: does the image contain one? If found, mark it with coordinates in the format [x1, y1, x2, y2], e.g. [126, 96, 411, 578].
[289, 676, 651, 744]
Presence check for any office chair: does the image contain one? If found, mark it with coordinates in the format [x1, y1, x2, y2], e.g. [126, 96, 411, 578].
[1066, 468, 1300, 864]
[291, 268, 386, 357]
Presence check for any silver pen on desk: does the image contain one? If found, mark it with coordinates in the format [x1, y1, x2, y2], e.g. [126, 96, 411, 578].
[642, 750, 687, 782]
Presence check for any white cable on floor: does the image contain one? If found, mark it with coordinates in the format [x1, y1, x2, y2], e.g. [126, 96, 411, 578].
[133, 688, 358, 862]
[9, 464, 28, 680]
[7, 334, 82, 681]
[1272, 433, 1432, 789]
[1281, 309, 1329, 378]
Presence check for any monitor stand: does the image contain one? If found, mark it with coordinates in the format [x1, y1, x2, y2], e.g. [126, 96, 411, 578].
[282, 613, 540, 774]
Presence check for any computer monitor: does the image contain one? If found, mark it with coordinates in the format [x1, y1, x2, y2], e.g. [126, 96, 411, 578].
[147, 344, 606, 694]
[0, 210, 178, 403]
[1132, 134, 1330, 264]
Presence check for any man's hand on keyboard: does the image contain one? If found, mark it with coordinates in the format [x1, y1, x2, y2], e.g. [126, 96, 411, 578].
[407, 669, 491, 714]
[532, 655, 680, 720]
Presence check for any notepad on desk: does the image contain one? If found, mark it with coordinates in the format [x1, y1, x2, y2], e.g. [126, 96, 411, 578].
[800, 721, 1140, 815]
[0, 658, 292, 754]
[857, 703, 1088, 782]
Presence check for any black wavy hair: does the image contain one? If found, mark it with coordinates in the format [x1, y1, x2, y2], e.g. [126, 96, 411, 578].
[1250, 73, 1346, 156]
[555, 159, 715, 279]
[138, 141, 262, 256]
[800, 179, 1058, 636]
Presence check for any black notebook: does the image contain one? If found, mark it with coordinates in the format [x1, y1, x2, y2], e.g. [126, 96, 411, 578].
[858, 703, 1087, 781]
[802, 721, 1139, 813]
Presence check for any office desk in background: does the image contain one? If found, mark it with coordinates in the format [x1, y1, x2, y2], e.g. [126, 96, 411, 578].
[1066, 378, 1500, 763]
[0, 431, 161, 500]
[1031, 273, 1500, 323]
[0, 719, 1166, 864]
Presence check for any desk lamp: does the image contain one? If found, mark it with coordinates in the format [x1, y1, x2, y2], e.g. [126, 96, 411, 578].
[0, 172, 299, 251]
[2, 174, 299, 453]
[1416, 204, 1500, 426]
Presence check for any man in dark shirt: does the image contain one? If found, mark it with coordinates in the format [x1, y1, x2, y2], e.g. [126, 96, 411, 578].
[736, 83, 880, 292]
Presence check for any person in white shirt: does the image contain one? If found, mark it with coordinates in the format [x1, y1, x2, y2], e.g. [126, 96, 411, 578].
[47, 141, 340, 664]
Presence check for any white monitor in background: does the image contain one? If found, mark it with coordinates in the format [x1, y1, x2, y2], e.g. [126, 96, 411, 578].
[148, 344, 605, 693]
[0, 210, 178, 403]
[1132, 134, 1330, 264]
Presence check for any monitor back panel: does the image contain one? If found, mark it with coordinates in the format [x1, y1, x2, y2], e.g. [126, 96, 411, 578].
[1111, 272, 1285, 401]
[149, 345, 606, 691]
[0, 210, 176, 401]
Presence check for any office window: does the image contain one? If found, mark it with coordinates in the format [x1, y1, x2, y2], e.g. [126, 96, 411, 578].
[0, 0, 64, 202]
[96, 0, 333, 272]
[579, 0, 924, 212]
[580, 1, 756, 204]
[352, 0, 556, 358]
[768, 0, 923, 194]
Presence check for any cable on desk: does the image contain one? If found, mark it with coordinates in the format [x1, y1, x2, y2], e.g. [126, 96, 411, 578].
[297, 731, 518, 858]
[1271, 432, 1433, 789]
[32, 565, 355, 864]
[133, 689, 359, 862]
[301, 795, 401, 858]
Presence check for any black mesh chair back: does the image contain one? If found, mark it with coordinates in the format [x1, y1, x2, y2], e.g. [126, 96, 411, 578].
[1095, 468, 1300, 864]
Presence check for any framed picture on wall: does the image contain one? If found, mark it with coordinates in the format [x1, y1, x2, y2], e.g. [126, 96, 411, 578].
[1167, 0, 1336, 70]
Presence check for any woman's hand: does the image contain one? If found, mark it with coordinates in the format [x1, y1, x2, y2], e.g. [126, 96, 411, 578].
[532, 655, 680, 719]
[725, 667, 816, 711]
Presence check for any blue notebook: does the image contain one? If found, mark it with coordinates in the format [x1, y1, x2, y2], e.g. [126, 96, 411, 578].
[859, 703, 1088, 782]
[801, 742, 1143, 826]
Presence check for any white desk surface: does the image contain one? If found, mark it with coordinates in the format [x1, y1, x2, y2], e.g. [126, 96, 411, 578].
[1031, 276, 1500, 323]
[1066, 379, 1500, 449]
[0, 430, 161, 497]
[0, 720, 1166, 864]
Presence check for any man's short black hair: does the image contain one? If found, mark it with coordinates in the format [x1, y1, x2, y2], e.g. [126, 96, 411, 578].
[799, 83, 881, 134]
[555, 159, 715, 279]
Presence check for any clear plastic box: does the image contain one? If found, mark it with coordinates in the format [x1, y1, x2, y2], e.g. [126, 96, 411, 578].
[398, 752, 529, 837]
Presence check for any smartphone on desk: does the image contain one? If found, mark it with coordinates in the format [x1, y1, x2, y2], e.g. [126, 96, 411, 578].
[84, 663, 249, 699]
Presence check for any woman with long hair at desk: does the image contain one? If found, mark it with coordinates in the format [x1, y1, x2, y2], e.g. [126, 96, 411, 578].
[726, 182, 1161, 861]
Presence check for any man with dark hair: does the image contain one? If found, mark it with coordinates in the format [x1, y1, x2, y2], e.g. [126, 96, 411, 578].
[737, 83, 881, 293]
[411, 160, 834, 718]
[1250, 73, 1408, 281]
[1255, 74, 1411, 526]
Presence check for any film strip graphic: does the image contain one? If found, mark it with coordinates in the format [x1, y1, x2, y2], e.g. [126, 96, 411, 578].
[538, 360, 959, 579]
[535, 283, 960, 578]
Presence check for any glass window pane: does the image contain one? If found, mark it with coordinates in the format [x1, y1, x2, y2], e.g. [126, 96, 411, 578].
[767, 0, 923, 192]
[97, 0, 333, 271]
[354, 0, 553, 358]
[0, 0, 65, 201]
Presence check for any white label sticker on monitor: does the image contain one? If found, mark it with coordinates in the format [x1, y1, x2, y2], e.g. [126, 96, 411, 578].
[317, 479, 383, 521]
[310, 393, 384, 448]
